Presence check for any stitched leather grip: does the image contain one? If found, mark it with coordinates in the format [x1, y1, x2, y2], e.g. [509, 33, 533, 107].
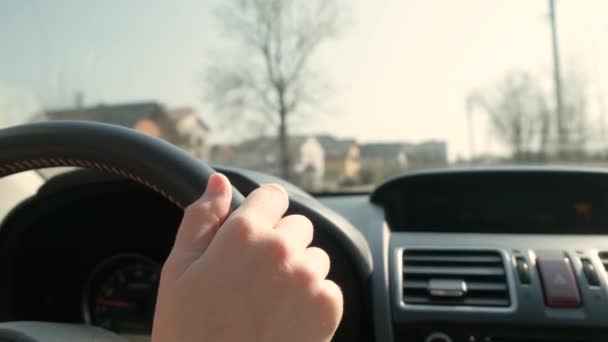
[0, 121, 244, 209]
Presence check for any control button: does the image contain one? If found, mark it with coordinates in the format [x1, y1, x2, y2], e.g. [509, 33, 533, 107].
[536, 254, 581, 308]
[425, 332, 453, 342]
[515, 257, 531, 284]
[581, 258, 600, 286]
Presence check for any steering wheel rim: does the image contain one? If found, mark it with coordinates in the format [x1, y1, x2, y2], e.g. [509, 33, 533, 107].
[0, 121, 245, 209]
[0, 121, 246, 341]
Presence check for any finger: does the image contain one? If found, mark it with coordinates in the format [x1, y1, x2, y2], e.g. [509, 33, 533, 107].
[176, 173, 232, 251]
[166, 173, 232, 275]
[223, 183, 289, 235]
[315, 280, 344, 338]
[274, 214, 314, 251]
[301, 247, 330, 280]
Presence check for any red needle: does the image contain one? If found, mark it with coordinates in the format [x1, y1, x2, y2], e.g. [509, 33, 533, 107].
[96, 298, 132, 309]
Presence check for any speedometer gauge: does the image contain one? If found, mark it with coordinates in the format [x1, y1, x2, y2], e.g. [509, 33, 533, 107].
[83, 254, 161, 335]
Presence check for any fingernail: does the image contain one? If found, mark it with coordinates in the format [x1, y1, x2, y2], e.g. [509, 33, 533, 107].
[265, 183, 288, 197]
[201, 173, 225, 200]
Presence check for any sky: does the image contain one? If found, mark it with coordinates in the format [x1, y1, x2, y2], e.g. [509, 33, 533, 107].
[1, 0, 608, 161]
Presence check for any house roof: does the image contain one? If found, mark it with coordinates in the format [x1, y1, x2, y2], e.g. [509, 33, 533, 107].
[360, 140, 448, 162]
[44, 102, 165, 128]
[359, 143, 408, 157]
[169, 107, 210, 131]
[314, 135, 357, 158]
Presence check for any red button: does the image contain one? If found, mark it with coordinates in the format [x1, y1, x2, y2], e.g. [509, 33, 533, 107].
[536, 254, 581, 308]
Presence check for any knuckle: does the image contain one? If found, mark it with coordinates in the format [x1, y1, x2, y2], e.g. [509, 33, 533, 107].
[289, 214, 313, 229]
[183, 201, 222, 231]
[160, 257, 180, 280]
[263, 234, 291, 262]
[184, 201, 213, 218]
[281, 214, 314, 242]
[291, 263, 318, 288]
[314, 281, 344, 327]
[227, 214, 257, 240]
[313, 248, 331, 271]
[300, 216, 314, 241]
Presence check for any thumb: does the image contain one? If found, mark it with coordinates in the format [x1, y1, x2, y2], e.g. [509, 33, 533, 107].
[166, 173, 232, 276]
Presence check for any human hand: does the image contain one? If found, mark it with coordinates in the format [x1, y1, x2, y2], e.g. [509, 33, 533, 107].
[151, 173, 343, 342]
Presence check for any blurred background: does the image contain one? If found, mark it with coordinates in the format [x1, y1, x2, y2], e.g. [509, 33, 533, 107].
[1, 0, 607, 192]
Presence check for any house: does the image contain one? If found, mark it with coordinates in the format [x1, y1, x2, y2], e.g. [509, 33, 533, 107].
[359, 140, 447, 184]
[38, 102, 210, 159]
[211, 135, 325, 191]
[40, 102, 170, 136]
[359, 143, 409, 184]
[292, 137, 325, 191]
[168, 108, 210, 160]
[404, 140, 448, 169]
[210, 134, 361, 191]
[315, 135, 361, 188]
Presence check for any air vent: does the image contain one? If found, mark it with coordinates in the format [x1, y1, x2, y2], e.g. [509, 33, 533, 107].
[600, 251, 608, 272]
[402, 249, 510, 307]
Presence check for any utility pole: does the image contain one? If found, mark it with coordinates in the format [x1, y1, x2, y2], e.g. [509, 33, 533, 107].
[549, 0, 565, 154]
[466, 97, 476, 161]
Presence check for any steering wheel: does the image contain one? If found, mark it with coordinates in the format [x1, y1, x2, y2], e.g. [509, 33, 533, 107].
[0, 121, 245, 341]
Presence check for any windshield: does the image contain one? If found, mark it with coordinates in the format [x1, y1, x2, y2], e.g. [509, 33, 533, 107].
[2, 0, 607, 192]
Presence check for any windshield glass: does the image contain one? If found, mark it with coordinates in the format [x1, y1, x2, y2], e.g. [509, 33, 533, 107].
[2, 0, 607, 192]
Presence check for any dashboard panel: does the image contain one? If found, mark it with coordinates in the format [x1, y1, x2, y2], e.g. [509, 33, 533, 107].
[319, 167, 608, 341]
[0, 169, 371, 342]
[83, 254, 161, 336]
[388, 234, 608, 342]
[2, 166, 608, 342]
[366, 168, 608, 341]
[372, 168, 608, 234]
[1, 175, 180, 326]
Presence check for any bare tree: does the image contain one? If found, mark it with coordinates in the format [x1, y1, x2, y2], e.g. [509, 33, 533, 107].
[560, 68, 588, 153]
[203, 0, 341, 180]
[469, 69, 589, 161]
[468, 71, 549, 160]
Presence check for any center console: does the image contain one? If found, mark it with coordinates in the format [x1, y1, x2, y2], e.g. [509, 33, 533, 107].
[369, 168, 608, 342]
[389, 235, 608, 342]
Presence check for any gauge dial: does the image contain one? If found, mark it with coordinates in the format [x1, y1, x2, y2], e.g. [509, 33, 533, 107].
[83, 254, 160, 335]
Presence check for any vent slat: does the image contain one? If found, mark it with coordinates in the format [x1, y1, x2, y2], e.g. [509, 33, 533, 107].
[403, 295, 510, 307]
[402, 281, 508, 292]
[403, 255, 502, 263]
[467, 282, 508, 292]
[402, 249, 510, 308]
[405, 250, 498, 256]
[402, 280, 427, 289]
[404, 266, 505, 276]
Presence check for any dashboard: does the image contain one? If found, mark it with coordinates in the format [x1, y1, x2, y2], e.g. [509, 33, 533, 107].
[1, 166, 608, 341]
[0, 172, 182, 341]
[373, 169, 608, 234]
[0, 170, 370, 342]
